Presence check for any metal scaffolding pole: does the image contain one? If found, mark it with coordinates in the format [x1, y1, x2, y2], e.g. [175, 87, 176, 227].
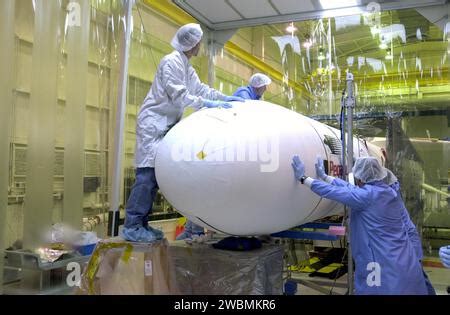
[108, 0, 134, 236]
[344, 72, 355, 294]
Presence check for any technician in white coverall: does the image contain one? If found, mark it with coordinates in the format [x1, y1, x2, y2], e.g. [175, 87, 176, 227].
[121, 23, 243, 242]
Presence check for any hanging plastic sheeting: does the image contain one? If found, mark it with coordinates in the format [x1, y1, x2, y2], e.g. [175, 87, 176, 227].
[88, 0, 128, 236]
[347, 56, 355, 67]
[270, 34, 299, 111]
[271, 35, 301, 56]
[416, 28, 423, 41]
[63, 0, 90, 229]
[126, 0, 160, 149]
[365, 57, 383, 73]
[379, 24, 407, 45]
[23, 0, 63, 250]
[334, 14, 361, 31]
[0, 0, 16, 295]
[9, 0, 130, 254]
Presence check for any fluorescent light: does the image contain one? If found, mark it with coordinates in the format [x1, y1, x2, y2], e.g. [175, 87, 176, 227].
[286, 23, 297, 34]
[370, 26, 380, 35]
[317, 47, 325, 60]
[385, 49, 393, 60]
[319, 0, 359, 10]
[303, 39, 313, 48]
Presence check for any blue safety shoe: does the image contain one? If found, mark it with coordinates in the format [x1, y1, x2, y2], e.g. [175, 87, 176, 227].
[120, 226, 163, 243]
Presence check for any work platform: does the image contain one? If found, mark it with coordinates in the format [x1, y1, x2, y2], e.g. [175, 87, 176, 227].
[78, 237, 284, 295]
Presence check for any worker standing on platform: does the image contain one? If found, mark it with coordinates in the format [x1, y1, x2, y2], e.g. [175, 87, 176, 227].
[122, 23, 244, 243]
[291, 156, 428, 295]
[177, 73, 272, 241]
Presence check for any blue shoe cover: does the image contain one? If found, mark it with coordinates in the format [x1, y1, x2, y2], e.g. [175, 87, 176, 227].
[121, 226, 161, 243]
[144, 225, 164, 240]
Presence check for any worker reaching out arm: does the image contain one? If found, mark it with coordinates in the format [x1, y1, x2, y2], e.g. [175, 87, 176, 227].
[291, 155, 428, 295]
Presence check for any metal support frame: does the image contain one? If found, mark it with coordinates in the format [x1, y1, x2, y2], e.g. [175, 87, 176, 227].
[108, 0, 134, 237]
[276, 221, 347, 295]
[271, 222, 341, 241]
[173, 0, 447, 31]
[342, 72, 355, 295]
[143, 0, 308, 97]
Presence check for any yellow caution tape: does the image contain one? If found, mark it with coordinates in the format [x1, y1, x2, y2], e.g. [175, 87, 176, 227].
[121, 244, 133, 263]
[85, 242, 134, 295]
[288, 257, 320, 273]
[317, 263, 344, 274]
[177, 217, 187, 226]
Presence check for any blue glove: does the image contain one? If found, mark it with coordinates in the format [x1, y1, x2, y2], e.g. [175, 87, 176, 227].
[224, 95, 245, 102]
[203, 99, 233, 109]
[176, 221, 205, 241]
[315, 156, 327, 180]
[439, 245, 450, 268]
[291, 155, 305, 181]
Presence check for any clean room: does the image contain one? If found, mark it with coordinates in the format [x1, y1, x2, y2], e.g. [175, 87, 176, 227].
[0, 0, 449, 298]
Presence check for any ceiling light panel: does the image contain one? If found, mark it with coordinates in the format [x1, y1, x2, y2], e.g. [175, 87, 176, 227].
[228, 0, 278, 19]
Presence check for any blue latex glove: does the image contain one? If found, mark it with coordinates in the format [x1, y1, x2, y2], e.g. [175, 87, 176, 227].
[439, 245, 450, 268]
[315, 156, 327, 180]
[224, 95, 245, 102]
[203, 99, 233, 109]
[291, 155, 305, 181]
[176, 221, 204, 240]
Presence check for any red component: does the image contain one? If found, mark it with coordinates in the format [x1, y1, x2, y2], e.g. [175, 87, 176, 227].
[175, 225, 184, 238]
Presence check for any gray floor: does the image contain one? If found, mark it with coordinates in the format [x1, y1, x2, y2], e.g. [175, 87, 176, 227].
[424, 265, 450, 295]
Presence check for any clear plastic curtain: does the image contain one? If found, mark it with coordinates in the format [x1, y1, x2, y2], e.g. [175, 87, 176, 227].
[87, 0, 126, 237]
[4, 0, 128, 254]
[0, 0, 16, 295]
[62, 0, 90, 229]
[23, 0, 63, 249]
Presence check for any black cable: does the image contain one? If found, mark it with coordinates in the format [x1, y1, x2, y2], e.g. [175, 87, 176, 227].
[328, 213, 348, 295]
[329, 246, 348, 295]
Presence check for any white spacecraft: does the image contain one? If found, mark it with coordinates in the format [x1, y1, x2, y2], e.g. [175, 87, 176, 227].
[155, 101, 384, 236]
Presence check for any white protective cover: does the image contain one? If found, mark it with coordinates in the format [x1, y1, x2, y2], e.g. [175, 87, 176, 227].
[155, 101, 381, 236]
